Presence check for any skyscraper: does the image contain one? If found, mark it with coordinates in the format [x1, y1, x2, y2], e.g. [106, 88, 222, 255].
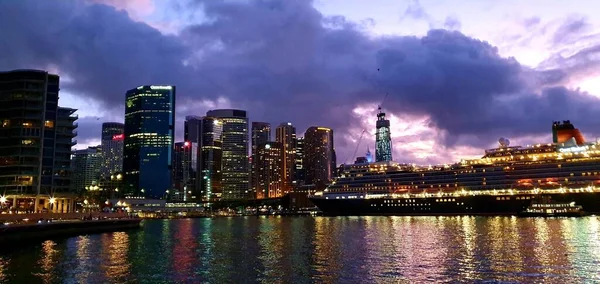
[71, 146, 102, 196]
[182, 116, 201, 199]
[251, 122, 270, 196]
[255, 141, 283, 199]
[184, 115, 202, 143]
[0, 70, 78, 212]
[123, 85, 175, 199]
[375, 107, 393, 162]
[206, 109, 249, 200]
[276, 122, 296, 194]
[173, 141, 196, 201]
[100, 122, 124, 178]
[198, 116, 223, 201]
[304, 127, 336, 189]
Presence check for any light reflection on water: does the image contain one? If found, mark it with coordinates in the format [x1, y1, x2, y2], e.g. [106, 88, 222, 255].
[1, 216, 600, 282]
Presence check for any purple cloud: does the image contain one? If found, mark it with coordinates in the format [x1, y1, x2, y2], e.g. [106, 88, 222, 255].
[1, 0, 600, 164]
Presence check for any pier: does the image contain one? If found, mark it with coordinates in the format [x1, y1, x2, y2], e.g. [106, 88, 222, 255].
[0, 212, 141, 243]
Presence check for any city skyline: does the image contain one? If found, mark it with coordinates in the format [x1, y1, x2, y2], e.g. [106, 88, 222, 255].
[2, 0, 600, 165]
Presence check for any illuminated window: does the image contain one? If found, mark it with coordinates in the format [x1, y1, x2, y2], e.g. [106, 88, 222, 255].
[22, 122, 32, 127]
[44, 120, 54, 128]
[18, 176, 33, 186]
[2, 119, 9, 128]
[21, 139, 34, 145]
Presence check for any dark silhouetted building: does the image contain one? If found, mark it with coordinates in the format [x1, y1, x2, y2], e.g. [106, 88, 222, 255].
[276, 123, 296, 194]
[0, 70, 78, 212]
[251, 122, 270, 197]
[123, 85, 175, 199]
[304, 127, 336, 189]
[197, 116, 223, 201]
[375, 107, 392, 162]
[173, 141, 196, 202]
[100, 122, 124, 178]
[184, 115, 202, 143]
[255, 142, 283, 199]
[206, 109, 248, 200]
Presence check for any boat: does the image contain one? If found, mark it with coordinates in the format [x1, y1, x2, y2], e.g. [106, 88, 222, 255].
[309, 119, 600, 216]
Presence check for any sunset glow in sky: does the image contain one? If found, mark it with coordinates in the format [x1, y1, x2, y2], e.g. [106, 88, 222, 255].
[1, 0, 600, 165]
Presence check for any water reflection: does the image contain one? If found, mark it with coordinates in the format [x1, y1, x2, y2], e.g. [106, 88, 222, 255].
[1, 217, 600, 282]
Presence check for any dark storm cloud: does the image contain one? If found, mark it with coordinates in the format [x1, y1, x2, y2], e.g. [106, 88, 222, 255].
[76, 117, 104, 146]
[0, 0, 189, 105]
[2, 0, 600, 154]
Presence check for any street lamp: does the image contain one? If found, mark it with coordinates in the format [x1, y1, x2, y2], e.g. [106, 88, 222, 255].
[49, 197, 56, 204]
[0, 196, 6, 204]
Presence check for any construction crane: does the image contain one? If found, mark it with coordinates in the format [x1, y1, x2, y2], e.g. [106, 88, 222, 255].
[344, 69, 389, 164]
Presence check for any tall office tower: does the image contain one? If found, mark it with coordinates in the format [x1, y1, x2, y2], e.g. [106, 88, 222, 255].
[173, 141, 196, 202]
[184, 115, 202, 143]
[100, 122, 124, 178]
[304, 127, 335, 189]
[198, 116, 223, 201]
[71, 146, 102, 195]
[255, 142, 283, 199]
[182, 116, 202, 199]
[375, 107, 393, 162]
[0, 70, 78, 213]
[294, 137, 306, 186]
[206, 109, 249, 200]
[251, 122, 270, 197]
[276, 122, 296, 194]
[123, 85, 175, 199]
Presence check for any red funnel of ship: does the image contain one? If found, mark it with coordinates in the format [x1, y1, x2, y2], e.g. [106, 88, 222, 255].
[552, 120, 585, 145]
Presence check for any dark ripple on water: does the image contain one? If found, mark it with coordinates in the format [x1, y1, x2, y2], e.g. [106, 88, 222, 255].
[1, 216, 600, 283]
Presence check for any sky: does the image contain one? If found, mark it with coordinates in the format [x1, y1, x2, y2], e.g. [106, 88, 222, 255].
[1, 0, 600, 165]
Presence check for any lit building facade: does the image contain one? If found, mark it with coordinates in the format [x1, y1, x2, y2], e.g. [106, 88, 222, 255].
[71, 146, 102, 195]
[100, 122, 124, 178]
[256, 142, 283, 199]
[198, 116, 223, 201]
[123, 85, 175, 199]
[304, 127, 336, 189]
[206, 109, 249, 200]
[375, 108, 393, 162]
[251, 122, 270, 196]
[276, 122, 296, 194]
[0, 70, 78, 212]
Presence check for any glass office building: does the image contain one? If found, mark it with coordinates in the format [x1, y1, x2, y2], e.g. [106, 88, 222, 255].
[206, 109, 249, 200]
[123, 85, 175, 199]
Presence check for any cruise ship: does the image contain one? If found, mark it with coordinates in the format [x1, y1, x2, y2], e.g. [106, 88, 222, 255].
[309, 120, 600, 216]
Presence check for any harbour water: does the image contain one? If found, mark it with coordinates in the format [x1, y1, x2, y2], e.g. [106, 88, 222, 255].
[1, 216, 600, 283]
